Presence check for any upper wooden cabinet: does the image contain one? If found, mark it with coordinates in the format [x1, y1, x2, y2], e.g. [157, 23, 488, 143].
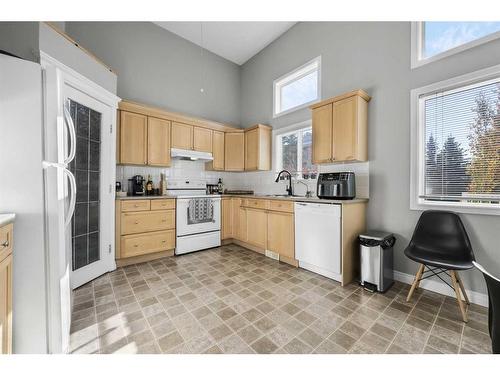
[147, 117, 171, 166]
[119, 111, 147, 165]
[244, 125, 272, 171]
[206, 130, 225, 171]
[225, 132, 245, 171]
[193, 127, 213, 152]
[310, 90, 370, 164]
[171, 122, 193, 150]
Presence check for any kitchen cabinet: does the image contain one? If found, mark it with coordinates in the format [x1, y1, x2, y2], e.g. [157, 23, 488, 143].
[0, 223, 13, 354]
[147, 117, 171, 166]
[267, 211, 294, 259]
[119, 111, 147, 165]
[225, 133, 245, 171]
[310, 89, 370, 164]
[206, 130, 225, 171]
[193, 127, 212, 152]
[246, 208, 268, 249]
[115, 198, 176, 266]
[244, 125, 272, 171]
[221, 198, 233, 240]
[312, 103, 333, 164]
[171, 122, 193, 150]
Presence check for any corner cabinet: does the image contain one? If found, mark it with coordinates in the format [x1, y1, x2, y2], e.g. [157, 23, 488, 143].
[206, 130, 225, 171]
[311, 90, 370, 164]
[244, 125, 272, 171]
[224, 133, 245, 171]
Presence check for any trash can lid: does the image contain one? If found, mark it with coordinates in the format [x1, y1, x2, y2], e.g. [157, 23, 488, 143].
[359, 230, 394, 241]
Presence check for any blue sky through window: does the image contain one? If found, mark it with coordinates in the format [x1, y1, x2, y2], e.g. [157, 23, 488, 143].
[280, 71, 318, 112]
[423, 22, 500, 58]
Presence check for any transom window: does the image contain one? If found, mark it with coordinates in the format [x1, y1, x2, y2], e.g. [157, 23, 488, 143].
[275, 124, 317, 180]
[410, 65, 500, 215]
[411, 22, 500, 68]
[273, 57, 321, 117]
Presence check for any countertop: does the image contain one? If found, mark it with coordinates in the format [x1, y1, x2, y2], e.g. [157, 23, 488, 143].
[115, 195, 175, 200]
[0, 213, 16, 227]
[221, 194, 368, 205]
[115, 194, 368, 205]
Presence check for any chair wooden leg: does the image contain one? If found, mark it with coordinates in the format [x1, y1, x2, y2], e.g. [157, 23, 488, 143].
[451, 271, 468, 322]
[455, 272, 470, 305]
[407, 264, 425, 302]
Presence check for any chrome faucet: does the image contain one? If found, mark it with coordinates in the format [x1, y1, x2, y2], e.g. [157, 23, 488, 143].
[275, 170, 293, 196]
[296, 180, 313, 198]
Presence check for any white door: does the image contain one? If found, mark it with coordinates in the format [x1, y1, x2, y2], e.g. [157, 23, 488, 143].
[64, 84, 115, 289]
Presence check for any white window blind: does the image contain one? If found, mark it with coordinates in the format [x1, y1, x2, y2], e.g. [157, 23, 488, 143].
[421, 77, 500, 205]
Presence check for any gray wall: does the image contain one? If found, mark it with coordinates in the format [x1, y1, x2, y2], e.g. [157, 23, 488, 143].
[65, 22, 241, 126]
[240, 22, 500, 294]
[0, 22, 39, 62]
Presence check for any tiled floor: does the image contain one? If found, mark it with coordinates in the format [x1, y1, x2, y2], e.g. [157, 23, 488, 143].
[69, 244, 492, 354]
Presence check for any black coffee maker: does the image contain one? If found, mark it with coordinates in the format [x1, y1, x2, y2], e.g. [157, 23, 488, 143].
[128, 175, 145, 196]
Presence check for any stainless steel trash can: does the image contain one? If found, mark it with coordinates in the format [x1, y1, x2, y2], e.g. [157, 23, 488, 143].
[359, 231, 396, 292]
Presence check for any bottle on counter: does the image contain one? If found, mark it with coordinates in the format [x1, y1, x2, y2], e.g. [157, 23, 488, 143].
[217, 178, 223, 194]
[146, 174, 153, 196]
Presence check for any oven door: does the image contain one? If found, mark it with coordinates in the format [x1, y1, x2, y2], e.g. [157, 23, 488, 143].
[176, 198, 221, 236]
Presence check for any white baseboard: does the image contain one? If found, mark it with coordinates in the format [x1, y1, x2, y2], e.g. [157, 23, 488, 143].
[393, 270, 489, 307]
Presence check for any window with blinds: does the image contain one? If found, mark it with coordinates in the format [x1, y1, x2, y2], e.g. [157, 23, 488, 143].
[419, 76, 500, 207]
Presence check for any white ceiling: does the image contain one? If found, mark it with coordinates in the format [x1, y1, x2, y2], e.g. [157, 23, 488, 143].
[154, 22, 296, 65]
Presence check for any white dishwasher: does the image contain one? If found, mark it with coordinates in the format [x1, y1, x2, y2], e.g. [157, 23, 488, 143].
[294, 202, 342, 282]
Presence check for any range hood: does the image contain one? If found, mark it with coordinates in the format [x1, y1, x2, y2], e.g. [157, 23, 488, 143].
[171, 148, 213, 161]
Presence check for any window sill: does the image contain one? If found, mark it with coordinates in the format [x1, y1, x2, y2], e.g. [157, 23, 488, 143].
[410, 199, 500, 216]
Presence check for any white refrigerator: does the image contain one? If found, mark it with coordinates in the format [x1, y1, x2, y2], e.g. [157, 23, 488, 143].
[0, 52, 75, 353]
[0, 52, 118, 353]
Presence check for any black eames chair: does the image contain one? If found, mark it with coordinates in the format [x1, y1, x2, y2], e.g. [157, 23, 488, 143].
[473, 262, 500, 354]
[404, 210, 475, 322]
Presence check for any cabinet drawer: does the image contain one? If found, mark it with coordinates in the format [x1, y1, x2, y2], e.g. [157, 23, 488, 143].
[268, 200, 294, 213]
[121, 230, 175, 258]
[243, 199, 269, 210]
[121, 210, 175, 235]
[121, 200, 150, 212]
[0, 224, 13, 262]
[151, 199, 176, 210]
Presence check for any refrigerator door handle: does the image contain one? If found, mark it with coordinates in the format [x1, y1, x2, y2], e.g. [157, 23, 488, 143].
[63, 168, 77, 227]
[63, 101, 76, 165]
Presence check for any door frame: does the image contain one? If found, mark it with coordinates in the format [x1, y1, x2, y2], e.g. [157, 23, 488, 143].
[41, 52, 120, 353]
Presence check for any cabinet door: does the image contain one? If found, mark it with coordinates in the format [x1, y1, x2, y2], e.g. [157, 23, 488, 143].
[0, 255, 12, 354]
[193, 127, 212, 152]
[267, 212, 294, 259]
[312, 103, 333, 164]
[246, 208, 267, 249]
[236, 206, 247, 242]
[147, 117, 171, 166]
[225, 133, 245, 171]
[333, 96, 357, 162]
[245, 128, 259, 170]
[120, 111, 147, 165]
[171, 122, 193, 150]
[221, 199, 233, 240]
[232, 198, 241, 240]
[211, 131, 225, 170]
[121, 230, 175, 258]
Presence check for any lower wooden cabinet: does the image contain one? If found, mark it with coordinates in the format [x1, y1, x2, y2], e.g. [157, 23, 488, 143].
[246, 208, 267, 249]
[116, 199, 176, 265]
[267, 211, 295, 259]
[0, 223, 13, 354]
[222, 198, 295, 264]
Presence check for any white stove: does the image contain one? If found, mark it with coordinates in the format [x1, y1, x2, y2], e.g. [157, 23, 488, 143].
[167, 179, 221, 255]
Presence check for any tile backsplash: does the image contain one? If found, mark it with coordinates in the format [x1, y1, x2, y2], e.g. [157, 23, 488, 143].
[117, 160, 369, 198]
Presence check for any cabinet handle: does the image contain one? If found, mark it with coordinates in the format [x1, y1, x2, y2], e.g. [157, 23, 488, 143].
[162, 219, 167, 222]
[134, 244, 139, 247]
[134, 221, 139, 224]
[1, 240, 9, 248]
[161, 240, 166, 243]
[134, 204, 139, 207]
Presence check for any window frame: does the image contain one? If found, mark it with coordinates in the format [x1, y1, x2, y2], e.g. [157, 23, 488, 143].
[273, 56, 321, 118]
[410, 62, 500, 216]
[274, 120, 316, 180]
[411, 22, 500, 69]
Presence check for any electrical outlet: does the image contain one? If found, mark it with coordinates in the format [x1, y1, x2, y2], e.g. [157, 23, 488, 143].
[265, 250, 279, 261]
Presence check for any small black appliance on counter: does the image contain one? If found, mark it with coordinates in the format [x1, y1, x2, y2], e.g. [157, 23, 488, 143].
[128, 175, 145, 196]
[317, 172, 356, 200]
